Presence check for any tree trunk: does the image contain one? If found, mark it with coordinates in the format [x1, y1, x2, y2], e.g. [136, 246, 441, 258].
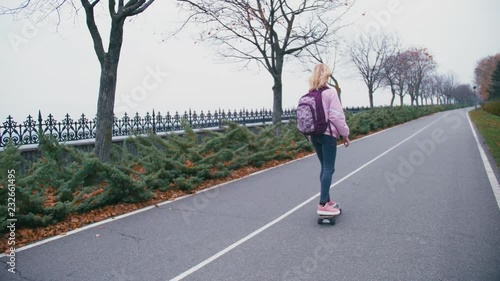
[400, 94, 404, 107]
[95, 18, 125, 162]
[329, 75, 342, 103]
[95, 62, 118, 162]
[390, 88, 396, 107]
[368, 84, 374, 108]
[271, 55, 284, 126]
[272, 76, 283, 125]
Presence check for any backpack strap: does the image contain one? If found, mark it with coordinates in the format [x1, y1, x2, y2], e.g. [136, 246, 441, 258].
[328, 120, 343, 143]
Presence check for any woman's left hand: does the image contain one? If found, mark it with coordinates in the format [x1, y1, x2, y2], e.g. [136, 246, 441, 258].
[343, 136, 350, 148]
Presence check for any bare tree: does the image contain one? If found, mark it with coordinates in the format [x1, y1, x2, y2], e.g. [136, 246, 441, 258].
[440, 72, 458, 104]
[382, 40, 415, 107]
[349, 33, 396, 108]
[383, 54, 398, 107]
[1, 0, 156, 162]
[452, 84, 476, 104]
[426, 75, 442, 105]
[403, 48, 436, 106]
[177, 0, 353, 124]
[420, 76, 436, 106]
[433, 74, 445, 105]
[384, 50, 412, 107]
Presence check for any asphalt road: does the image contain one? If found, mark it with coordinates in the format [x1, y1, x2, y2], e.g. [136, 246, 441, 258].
[1, 107, 499, 281]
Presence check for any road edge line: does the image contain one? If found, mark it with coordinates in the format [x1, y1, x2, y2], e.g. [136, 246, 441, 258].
[466, 110, 500, 210]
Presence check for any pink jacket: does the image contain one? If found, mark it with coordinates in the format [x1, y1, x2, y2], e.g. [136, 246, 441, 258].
[321, 87, 350, 138]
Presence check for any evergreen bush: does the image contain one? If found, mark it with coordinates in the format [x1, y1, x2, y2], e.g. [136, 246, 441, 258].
[482, 101, 500, 116]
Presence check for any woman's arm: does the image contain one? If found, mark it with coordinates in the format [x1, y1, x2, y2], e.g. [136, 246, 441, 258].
[326, 88, 350, 139]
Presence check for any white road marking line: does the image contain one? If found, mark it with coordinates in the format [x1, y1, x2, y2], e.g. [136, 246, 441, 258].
[467, 111, 500, 210]
[169, 114, 446, 281]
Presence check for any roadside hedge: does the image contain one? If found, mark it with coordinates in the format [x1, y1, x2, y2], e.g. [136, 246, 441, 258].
[481, 101, 500, 116]
[346, 105, 465, 137]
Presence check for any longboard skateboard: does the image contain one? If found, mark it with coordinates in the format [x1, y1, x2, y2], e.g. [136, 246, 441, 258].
[317, 208, 342, 225]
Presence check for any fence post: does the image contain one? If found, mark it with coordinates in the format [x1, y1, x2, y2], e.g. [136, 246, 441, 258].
[38, 110, 43, 142]
[65, 114, 71, 142]
[218, 108, 222, 128]
[152, 109, 156, 134]
[187, 108, 190, 126]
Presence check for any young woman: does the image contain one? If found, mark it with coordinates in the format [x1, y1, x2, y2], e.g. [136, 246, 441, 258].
[308, 63, 350, 216]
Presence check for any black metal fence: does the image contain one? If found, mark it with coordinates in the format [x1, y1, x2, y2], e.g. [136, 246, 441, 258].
[0, 107, 368, 148]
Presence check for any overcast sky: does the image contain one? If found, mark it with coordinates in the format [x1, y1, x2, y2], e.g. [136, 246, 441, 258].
[1, 0, 499, 121]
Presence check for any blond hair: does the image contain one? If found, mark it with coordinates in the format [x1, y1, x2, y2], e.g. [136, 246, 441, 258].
[309, 63, 332, 91]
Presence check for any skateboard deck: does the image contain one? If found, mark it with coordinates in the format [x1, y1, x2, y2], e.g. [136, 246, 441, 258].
[317, 208, 342, 225]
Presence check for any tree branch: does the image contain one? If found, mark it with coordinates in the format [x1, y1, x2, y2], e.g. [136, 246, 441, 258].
[114, 0, 152, 18]
[109, 0, 117, 17]
[126, 0, 154, 16]
[81, 0, 105, 65]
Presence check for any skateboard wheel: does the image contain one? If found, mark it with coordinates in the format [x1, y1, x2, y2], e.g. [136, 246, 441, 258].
[317, 218, 323, 225]
[329, 219, 335, 225]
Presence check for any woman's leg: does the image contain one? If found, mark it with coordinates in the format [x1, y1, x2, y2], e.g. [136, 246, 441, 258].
[311, 135, 324, 182]
[318, 135, 337, 205]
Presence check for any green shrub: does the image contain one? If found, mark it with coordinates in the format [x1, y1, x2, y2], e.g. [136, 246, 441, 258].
[0, 140, 24, 174]
[482, 101, 500, 116]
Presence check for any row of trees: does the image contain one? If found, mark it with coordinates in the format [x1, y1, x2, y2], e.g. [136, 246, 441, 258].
[475, 53, 500, 101]
[0, 0, 479, 163]
[348, 34, 479, 109]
